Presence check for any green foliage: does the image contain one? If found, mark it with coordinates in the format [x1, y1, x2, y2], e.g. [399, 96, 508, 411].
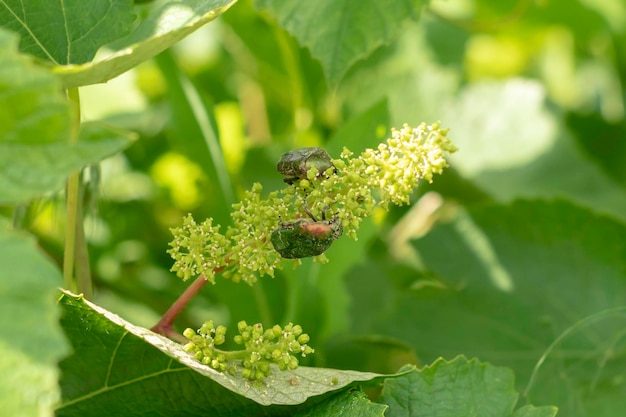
[0, 0, 134, 64]
[0, 220, 69, 417]
[2, 0, 626, 416]
[256, 0, 424, 86]
[379, 358, 558, 417]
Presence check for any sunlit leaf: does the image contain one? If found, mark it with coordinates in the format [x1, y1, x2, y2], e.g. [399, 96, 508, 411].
[54, 0, 237, 88]
[444, 79, 626, 222]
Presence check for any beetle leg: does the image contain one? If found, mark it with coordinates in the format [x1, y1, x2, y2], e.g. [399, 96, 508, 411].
[302, 200, 318, 222]
[277, 215, 289, 228]
[319, 205, 332, 221]
[331, 213, 342, 238]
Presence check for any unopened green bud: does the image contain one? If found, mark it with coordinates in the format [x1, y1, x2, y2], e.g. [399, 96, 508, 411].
[237, 321, 248, 333]
[259, 362, 270, 374]
[183, 328, 196, 340]
[214, 334, 225, 345]
[200, 320, 214, 334]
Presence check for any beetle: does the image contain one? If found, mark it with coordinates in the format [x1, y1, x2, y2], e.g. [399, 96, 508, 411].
[276, 147, 335, 184]
[270, 206, 342, 259]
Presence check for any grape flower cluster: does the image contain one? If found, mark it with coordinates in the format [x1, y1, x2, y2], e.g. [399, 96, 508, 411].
[183, 320, 314, 381]
[168, 122, 457, 284]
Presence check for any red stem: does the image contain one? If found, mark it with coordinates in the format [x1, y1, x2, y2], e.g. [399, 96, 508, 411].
[150, 274, 212, 342]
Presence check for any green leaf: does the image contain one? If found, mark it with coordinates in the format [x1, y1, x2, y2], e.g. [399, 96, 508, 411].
[54, 0, 237, 88]
[255, 0, 424, 87]
[444, 79, 626, 222]
[0, 121, 137, 205]
[295, 390, 387, 417]
[338, 22, 460, 126]
[380, 357, 557, 417]
[57, 292, 385, 416]
[0, 29, 136, 204]
[348, 200, 626, 417]
[0, 28, 70, 145]
[0, 0, 134, 64]
[0, 220, 69, 417]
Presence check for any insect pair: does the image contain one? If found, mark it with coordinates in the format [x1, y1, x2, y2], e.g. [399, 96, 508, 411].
[271, 147, 342, 259]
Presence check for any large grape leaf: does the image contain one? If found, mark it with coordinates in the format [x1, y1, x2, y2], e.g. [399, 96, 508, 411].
[0, 29, 136, 204]
[0, 220, 69, 417]
[57, 292, 386, 416]
[379, 357, 557, 417]
[53, 0, 237, 88]
[255, 0, 424, 87]
[0, 0, 134, 65]
[348, 199, 626, 417]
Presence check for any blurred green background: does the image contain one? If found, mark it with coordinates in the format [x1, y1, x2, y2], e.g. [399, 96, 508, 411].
[18, 1, 626, 412]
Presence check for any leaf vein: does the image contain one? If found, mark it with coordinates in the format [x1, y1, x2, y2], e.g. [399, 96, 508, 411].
[0, 0, 59, 63]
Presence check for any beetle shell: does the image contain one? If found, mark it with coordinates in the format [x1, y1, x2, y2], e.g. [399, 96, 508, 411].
[276, 147, 335, 184]
[271, 218, 342, 259]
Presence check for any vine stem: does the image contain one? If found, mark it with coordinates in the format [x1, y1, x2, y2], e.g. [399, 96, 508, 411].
[63, 88, 86, 294]
[153, 236, 275, 342]
[151, 271, 222, 342]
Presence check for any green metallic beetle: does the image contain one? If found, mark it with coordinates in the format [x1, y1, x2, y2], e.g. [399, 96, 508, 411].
[276, 147, 335, 184]
[270, 206, 342, 259]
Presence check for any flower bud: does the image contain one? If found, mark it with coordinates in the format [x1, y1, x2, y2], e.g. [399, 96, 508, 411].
[183, 328, 196, 340]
